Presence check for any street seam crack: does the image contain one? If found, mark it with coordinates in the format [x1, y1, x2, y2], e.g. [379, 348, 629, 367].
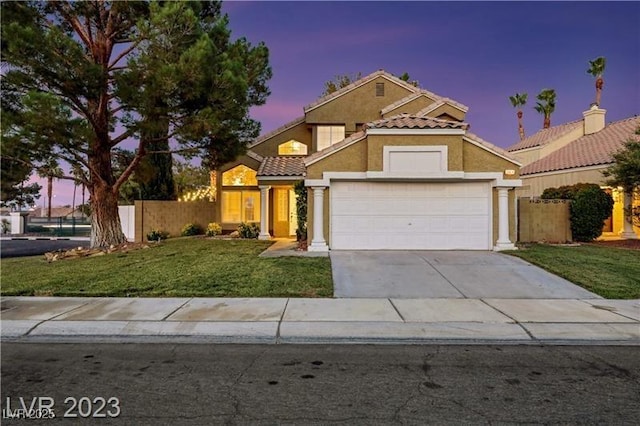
[160, 298, 193, 321]
[388, 298, 406, 322]
[480, 298, 537, 341]
[417, 253, 467, 298]
[275, 298, 290, 344]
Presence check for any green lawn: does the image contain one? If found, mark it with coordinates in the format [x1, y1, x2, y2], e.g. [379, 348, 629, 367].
[0, 238, 333, 297]
[506, 244, 640, 299]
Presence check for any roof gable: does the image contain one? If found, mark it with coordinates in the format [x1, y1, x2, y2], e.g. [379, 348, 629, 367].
[521, 116, 640, 175]
[507, 120, 583, 152]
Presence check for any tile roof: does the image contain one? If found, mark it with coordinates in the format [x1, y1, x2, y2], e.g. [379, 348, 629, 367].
[380, 93, 435, 115]
[257, 156, 306, 177]
[521, 116, 640, 175]
[416, 100, 445, 116]
[507, 120, 583, 152]
[248, 116, 306, 148]
[366, 114, 469, 130]
[464, 132, 521, 165]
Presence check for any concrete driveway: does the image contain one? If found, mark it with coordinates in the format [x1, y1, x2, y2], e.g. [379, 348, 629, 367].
[330, 251, 601, 299]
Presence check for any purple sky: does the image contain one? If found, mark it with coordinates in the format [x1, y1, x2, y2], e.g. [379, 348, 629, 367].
[41, 1, 640, 207]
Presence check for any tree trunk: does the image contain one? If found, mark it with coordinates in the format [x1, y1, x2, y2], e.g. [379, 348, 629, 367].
[595, 77, 604, 106]
[47, 176, 53, 220]
[90, 181, 126, 248]
[72, 183, 77, 215]
[543, 116, 551, 129]
[517, 110, 525, 140]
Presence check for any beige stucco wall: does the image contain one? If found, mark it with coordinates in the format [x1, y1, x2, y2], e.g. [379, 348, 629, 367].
[306, 133, 521, 247]
[251, 122, 312, 158]
[463, 142, 520, 177]
[367, 134, 465, 171]
[517, 167, 608, 197]
[134, 201, 217, 243]
[305, 76, 414, 133]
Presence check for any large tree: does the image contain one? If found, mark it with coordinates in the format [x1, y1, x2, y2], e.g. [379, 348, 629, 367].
[1, 1, 271, 247]
[534, 89, 556, 129]
[587, 56, 606, 107]
[603, 128, 640, 194]
[509, 92, 528, 140]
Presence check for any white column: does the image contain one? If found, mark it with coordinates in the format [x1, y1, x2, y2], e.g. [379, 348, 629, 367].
[258, 185, 271, 240]
[619, 191, 638, 239]
[308, 186, 329, 252]
[9, 212, 28, 235]
[493, 187, 516, 251]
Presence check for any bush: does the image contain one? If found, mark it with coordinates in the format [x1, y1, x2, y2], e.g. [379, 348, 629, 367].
[237, 222, 260, 239]
[570, 186, 614, 242]
[294, 180, 307, 241]
[147, 229, 169, 242]
[541, 183, 601, 200]
[205, 222, 222, 237]
[181, 223, 203, 236]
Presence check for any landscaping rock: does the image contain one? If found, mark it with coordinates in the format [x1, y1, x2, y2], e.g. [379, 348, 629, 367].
[43, 242, 152, 262]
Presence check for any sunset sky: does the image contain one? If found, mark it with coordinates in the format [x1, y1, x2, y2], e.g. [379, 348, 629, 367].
[38, 1, 640, 207]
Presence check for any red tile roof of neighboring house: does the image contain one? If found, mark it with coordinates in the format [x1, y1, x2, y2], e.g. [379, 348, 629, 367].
[366, 114, 469, 130]
[507, 119, 583, 152]
[257, 156, 306, 177]
[521, 116, 640, 175]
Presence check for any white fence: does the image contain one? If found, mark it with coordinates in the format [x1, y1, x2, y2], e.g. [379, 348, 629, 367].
[118, 206, 135, 241]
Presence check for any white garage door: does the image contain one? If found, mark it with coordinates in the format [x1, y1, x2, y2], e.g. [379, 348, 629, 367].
[331, 181, 491, 250]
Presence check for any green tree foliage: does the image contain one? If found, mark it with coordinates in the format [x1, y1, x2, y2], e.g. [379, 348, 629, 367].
[541, 183, 613, 242]
[602, 128, 640, 193]
[173, 160, 212, 198]
[534, 89, 556, 129]
[509, 92, 528, 140]
[322, 72, 363, 96]
[1, 1, 271, 247]
[294, 180, 307, 241]
[587, 56, 606, 106]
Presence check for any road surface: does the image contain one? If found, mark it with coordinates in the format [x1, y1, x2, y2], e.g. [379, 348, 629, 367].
[2, 343, 639, 424]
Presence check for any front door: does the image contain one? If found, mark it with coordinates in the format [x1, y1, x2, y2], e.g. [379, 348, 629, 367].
[274, 188, 296, 237]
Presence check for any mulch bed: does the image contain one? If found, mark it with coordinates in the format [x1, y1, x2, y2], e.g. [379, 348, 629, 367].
[585, 239, 640, 250]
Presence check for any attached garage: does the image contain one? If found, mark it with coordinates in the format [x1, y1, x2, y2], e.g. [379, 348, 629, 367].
[330, 181, 491, 250]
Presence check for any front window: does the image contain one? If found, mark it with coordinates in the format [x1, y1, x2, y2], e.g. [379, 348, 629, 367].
[222, 191, 260, 223]
[278, 140, 308, 155]
[317, 125, 345, 151]
[222, 165, 257, 186]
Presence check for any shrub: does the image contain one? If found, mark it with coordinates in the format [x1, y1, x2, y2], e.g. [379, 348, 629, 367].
[237, 222, 260, 239]
[147, 229, 169, 242]
[569, 186, 614, 242]
[181, 223, 203, 236]
[541, 183, 601, 200]
[294, 180, 307, 241]
[206, 222, 222, 237]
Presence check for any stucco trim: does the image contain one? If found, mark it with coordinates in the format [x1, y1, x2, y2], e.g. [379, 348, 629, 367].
[246, 150, 265, 162]
[382, 145, 449, 175]
[305, 171, 522, 188]
[366, 128, 466, 136]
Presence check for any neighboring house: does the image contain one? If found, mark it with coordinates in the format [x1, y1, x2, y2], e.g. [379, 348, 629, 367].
[215, 70, 522, 251]
[507, 107, 640, 238]
[28, 207, 85, 219]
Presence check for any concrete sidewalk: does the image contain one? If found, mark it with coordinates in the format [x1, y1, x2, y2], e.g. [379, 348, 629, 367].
[1, 297, 638, 345]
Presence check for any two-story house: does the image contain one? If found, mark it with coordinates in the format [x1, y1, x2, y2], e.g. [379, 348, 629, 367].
[214, 70, 522, 251]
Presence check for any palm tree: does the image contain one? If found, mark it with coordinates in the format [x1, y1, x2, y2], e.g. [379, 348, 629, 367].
[534, 89, 556, 129]
[37, 160, 63, 220]
[509, 92, 528, 140]
[587, 56, 606, 107]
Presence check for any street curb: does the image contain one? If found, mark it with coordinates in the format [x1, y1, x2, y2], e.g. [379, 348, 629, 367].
[0, 237, 90, 241]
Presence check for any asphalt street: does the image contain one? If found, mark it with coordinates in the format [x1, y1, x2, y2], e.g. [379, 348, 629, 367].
[0, 240, 89, 258]
[1, 343, 639, 425]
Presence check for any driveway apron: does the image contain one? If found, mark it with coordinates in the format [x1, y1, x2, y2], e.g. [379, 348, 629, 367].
[330, 251, 602, 299]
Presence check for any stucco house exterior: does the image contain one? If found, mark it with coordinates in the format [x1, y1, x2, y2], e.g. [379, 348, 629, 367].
[507, 107, 639, 239]
[215, 70, 522, 251]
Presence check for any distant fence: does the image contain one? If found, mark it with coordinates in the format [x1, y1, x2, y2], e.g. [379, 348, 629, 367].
[25, 216, 91, 237]
[120, 200, 217, 243]
[518, 198, 572, 243]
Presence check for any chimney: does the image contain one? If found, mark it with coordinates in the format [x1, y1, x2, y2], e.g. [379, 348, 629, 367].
[583, 105, 606, 135]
